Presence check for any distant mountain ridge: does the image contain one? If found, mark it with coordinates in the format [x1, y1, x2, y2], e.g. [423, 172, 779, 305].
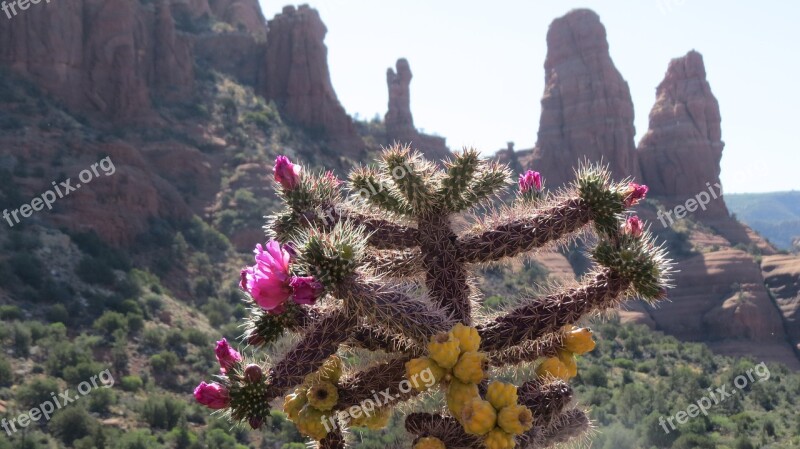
[726, 191, 800, 250]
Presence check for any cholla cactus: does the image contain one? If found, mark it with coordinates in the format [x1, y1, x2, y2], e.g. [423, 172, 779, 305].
[194, 145, 671, 449]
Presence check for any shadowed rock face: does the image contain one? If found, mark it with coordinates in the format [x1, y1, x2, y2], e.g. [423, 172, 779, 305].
[259, 5, 362, 156]
[0, 0, 195, 120]
[208, 0, 267, 37]
[530, 8, 640, 187]
[638, 50, 728, 219]
[762, 255, 800, 359]
[384, 59, 450, 161]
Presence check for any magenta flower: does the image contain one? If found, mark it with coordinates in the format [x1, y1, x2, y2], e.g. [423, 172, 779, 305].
[214, 338, 242, 374]
[240, 241, 293, 313]
[274, 155, 302, 190]
[624, 183, 648, 207]
[624, 215, 644, 237]
[290, 276, 324, 306]
[194, 382, 230, 409]
[519, 170, 542, 193]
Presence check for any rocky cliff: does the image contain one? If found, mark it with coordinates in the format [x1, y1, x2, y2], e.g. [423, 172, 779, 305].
[259, 5, 362, 155]
[528, 9, 640, 187]
[514, 9, 800, 368]
[0, 0, 198, 120]
[637, 51, 728, 219]
[383, 59, 450, 160]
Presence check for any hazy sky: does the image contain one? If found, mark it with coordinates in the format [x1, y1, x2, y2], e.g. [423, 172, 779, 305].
[257, 1, 799, 193]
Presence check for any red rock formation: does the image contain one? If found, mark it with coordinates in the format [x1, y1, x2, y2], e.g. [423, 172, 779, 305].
[529, 9, 640, 187]
[762, 254, 800, 357]
[208, 0, 267, 37]
[384, 59, 450, 161]
[638, 50, 728, 218]
[386, 59, 415, 136]
[0, 0, 92, 115]
[260, 5, 362, 156]
[0, 0, 195, 119]
[152, 0, 195, 101]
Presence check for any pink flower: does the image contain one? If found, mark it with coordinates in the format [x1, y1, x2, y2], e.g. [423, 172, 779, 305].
[194, 382, 230, 409]
[215, 338, 242, 374]
[624, 183, 648, 207]
[519, 170, 542, 193]
[274, 155, 302, 190]
[240, 241, 293, 312]
[624, 215, 644, 237]
[290, 276, 324, 306]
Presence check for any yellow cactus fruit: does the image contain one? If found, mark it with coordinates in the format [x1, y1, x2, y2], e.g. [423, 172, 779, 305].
[557, 350, 578, 379]
[428, 332, 461, 369]
[296, 405, 330, 440]
[535, 357, 570, 380]
[405, 357, 446, 391]
[497, 404, 533, 435]
[414, 437, 446, 449]
[452, 351, 488, 384]
[306, 381, 339, 411]
[563, 327, 596, 354]
[461, 398, 497, 435]
[484, 428, 516, 449]
[446, 379, 480, 420]
[283, 387, 308, 420]
[362, 407, 392, 430]
[485, 381, 518, 410]
[304, 355, 343, 384]
[450, 323, 481, 353]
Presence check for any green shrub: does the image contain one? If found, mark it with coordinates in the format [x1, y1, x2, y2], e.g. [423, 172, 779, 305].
[150, 351, 179, 377]
[76, 255, 116, 285]
[126, 313, 145, 335]
[114, 429, 160, 449]
[46, 341, 93, 378]
[10, 253, 43, 286]
[0, 355, 12, 387]
[120, 375, 143, 392]
[140, 394, 186, 430]
[46, 304, 70, 323]
[88, 387, 117, 414]
[93, 311, 129, 335]
[12, 322, 31, 357]
[16, 376, 61, 409]
[0, 305, 22, 320]
[49, 407, 96, 445]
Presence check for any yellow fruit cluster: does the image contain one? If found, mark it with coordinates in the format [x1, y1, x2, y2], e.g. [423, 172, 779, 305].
[349, 406, 393, 429]
[535, 326, 596, 381]
[406, 323, 485, 387]
[462, 382, 533, 449]
[284, 355, 343, 440]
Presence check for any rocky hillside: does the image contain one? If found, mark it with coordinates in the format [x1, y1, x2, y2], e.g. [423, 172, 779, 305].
[496, 9, 800, 368]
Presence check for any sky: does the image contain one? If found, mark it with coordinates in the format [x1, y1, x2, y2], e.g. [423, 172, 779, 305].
[257, 1, 799, 193]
